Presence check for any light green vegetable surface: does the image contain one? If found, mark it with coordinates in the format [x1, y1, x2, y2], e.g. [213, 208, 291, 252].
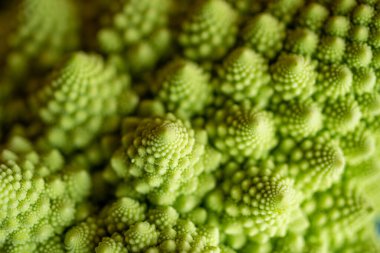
[0, 0, 380, 252]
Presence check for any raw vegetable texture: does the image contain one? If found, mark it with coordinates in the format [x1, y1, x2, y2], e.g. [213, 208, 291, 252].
[1, 0, 380, 252]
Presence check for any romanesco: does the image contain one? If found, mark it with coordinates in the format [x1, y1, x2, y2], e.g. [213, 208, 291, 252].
[0, 0, 380, 252]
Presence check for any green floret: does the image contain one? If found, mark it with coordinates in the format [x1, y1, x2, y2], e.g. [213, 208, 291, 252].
[324, 16, 351, 37]
[124, 32, 171, 74]
[271, 98, 322, 139]
[270, 53, 316, 100]
[206, 160, 300, 244]
[368, 27, 380, 48]
[334, 226, 380, 253]
[330, 0, 356, 14]
[344, 157, 380, 185]
[371, 49, 380, 69]
[65, 218, 104, 253]
[364, 179, 380, 212]
[339, 124, 375, 165]
[100, 197, 146, 234]
[345, 42, 373, 68]
[350, 25, 369, 42]
[225, 0, 264, 15]
[173, 220, 220, 252]
[3, 0, 79, 80]
[352, 4, 374, 25]
[61, 169, 91, 203]
[97, 0, 172, 73]
[48, 197, 76, 233]
[364, 114, 380, 135]
[216, 47, 270, 102]
[296, 3, 329, 31]
[275, 133, 346, 196]
[30, 52, 138, 153]
[1, 243, 36, 253]
[322, 95, 362, 134]
[124, 222, 158, 252]
[265, 0, 303, 24]
[242, 13, 286, 59]
[147, 206, 179, 230]
[314, 64, 353, 101]
[352, 67, 376, 94]
[173, 148, 221, 214]
[0, 138, 90, 250]
[0, 154, 47, 246]
[271, 227, 308, 253]
[36, 235, 65, 253]
[106, 0, 169, 46]
[303, 183, 375, 251]
[152, 58, 211, 119]
[316, 36, 346, 63]
[206, 103, 276, 162]
[66, 197, 222, 252]
[179, 0, 238, 61]
[0, 0, 80, 135]
[109, 114, 216, 205]
[97, 29, 123, 53]
[96, 235, 128, 253]
[284, 28, 319, 56]
[356, 92, 380, 118]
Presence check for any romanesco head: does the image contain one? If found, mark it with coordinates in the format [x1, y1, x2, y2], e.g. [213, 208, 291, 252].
[1, 0, 380, 252]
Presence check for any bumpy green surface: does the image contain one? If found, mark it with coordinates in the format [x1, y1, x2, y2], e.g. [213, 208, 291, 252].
[29, 52, 138, 153]
[179, 0, 238, 61]
[0, 137, 90, 251]
[206, 104, 276, 161]
[152, 59, 211, 119]
[2, 0, 79, 79]
[1, 0, 380, 252]
[107, 114, 220, 206]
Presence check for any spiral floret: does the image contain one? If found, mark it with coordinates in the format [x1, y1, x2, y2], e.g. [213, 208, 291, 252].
[30, 52, 137, 152]
[179, 0, 238, 61]
[206, 104, 276, 161]
[153, 59, 211, 119]
[270, 54, 316, 100]
[322, 95, 362, 134]
[206, 161, 300, 243]
[111, 114, 212, 205]
[217, 47, 270, 102]
[277, 134, 346, 196]
[242, 13, 286, 58]
[273, 99, 322, 139]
